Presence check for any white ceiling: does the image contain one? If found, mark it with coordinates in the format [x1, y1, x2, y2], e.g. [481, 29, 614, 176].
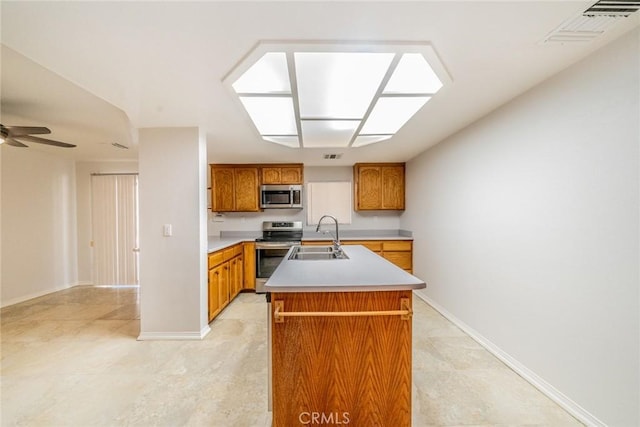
[1, 1, 638, 165]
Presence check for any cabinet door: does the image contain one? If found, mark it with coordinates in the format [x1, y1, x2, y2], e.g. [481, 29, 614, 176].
[381, 165, 405, 210]
[383, 252, 412, 271]
[211, 167, 235, 212]
[261, 167, 281, 184]
[354, 163, 405, 211]
[219, 263, 230, 309]
[356, 165, 382, 210]
[229, 256, 242, 299]
[382, 240, 412, 272]
[229, 258, 237, 299]
[280, 167, 302, 184]
[208, 265, 223, 321]
[243, 242, 256, 290]
[235, 255, 244, 297]
[262, 166, 303, 184]
[234, 168, 260, 212]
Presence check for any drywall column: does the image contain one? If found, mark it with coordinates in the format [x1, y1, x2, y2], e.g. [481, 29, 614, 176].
[138, 127, 209, 339]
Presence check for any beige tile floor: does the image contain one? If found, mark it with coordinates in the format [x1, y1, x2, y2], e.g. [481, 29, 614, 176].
[1, 286, 582, 426]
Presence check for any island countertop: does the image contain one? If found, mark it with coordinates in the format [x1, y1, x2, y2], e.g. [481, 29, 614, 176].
[264, 245, 426, 292]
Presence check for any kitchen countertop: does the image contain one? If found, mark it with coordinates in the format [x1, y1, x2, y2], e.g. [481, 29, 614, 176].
[264, 245, 426, 292]
[208, 231, 412, 253]
[301, 235, 413, 241]
[207, 236, 257, 253]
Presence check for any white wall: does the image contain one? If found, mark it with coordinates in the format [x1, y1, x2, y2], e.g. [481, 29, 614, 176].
[403, 29, 639, 426]
[75, 161, 139, 284]
[138, 127, 209, 339]
[209, 166, 402, 235]
[1, 148, 78, 306]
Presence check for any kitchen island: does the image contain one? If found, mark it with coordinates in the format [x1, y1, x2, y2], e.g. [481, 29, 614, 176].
[265, 245, 425, 427]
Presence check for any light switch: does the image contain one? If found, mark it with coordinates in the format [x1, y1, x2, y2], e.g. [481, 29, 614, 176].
[163, 224, 172, 237]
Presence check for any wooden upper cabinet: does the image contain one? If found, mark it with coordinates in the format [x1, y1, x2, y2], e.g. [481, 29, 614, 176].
[381, 165, 405, 210]
[261, 164, 304, 185]
[211, 167, 235, 212]
[262, 167, 281, 185]
[354, 163, 405, 211]
[211, 165, 260, 212]
[234, 167, 260, 211]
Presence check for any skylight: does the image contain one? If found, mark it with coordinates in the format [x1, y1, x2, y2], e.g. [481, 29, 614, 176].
[224, 42, 448, 148]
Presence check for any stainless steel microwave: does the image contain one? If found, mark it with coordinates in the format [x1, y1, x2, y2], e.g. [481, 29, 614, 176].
[260, 185, 303, 209]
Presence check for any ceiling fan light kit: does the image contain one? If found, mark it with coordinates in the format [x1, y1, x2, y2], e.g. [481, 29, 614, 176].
[0, 124, 76, 148]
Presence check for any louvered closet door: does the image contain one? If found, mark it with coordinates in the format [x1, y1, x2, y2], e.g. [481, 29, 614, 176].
[91, 174, 139, 286]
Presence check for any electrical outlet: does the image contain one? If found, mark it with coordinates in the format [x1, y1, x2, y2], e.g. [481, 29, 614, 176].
[163, 224, 172, 236]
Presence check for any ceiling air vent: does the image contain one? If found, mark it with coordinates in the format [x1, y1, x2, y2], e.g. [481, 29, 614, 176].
[584, 0, 640, 17]
[542, 0, 639, 43]
[323, 153, 343, 160]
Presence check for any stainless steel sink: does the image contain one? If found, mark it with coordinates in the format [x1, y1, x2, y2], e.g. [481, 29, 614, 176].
[293, 246, 335, 253]
[288, 246, 349, 260]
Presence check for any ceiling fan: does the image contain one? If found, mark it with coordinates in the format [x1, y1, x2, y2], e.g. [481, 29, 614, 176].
[0, 124, 76, 148]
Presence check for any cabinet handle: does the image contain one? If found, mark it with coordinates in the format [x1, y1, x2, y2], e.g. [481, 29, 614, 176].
[273, 298, 412, 323]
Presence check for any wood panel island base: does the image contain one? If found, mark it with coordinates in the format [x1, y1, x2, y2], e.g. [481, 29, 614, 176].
[265, 245, 426, 427]
[271, 290, 413, 426]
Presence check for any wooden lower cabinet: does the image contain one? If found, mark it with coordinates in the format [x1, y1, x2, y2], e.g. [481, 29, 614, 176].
[271, 291, 413, 426]
[208, 265, 223, 320]
[381, 240, 412, 273]
[243, 242, 256, 290]
[218, 263, 230, 311]
[230, 255, 243, 299]
[302, 239, 413, 273]
[207, 243, 247, 322]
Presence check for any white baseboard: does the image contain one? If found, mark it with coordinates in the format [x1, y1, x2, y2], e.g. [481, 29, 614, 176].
[75, 281, 94, 286]
[1, 283, 75, 308]
[138, 324, 211, 341]
[413, 289, 605, 427]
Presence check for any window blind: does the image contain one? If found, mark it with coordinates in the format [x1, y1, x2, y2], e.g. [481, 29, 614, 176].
[306, 181, 352, 225]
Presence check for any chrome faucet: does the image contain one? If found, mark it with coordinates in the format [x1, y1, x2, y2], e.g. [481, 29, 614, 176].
[316, 215, 341, 253]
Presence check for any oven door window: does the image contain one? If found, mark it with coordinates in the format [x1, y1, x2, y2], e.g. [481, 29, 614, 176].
[256, 247, 289, 278]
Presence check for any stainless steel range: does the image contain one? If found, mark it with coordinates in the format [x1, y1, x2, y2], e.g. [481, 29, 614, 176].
[255, 221, 303, 293]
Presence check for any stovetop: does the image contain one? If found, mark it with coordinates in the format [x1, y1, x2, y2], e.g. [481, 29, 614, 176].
[255, 237, 302, 242]
[258, 220, 303, 242]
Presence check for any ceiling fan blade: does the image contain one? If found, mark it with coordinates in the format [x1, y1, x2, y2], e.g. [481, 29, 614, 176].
[15, 135, 76, 148]
[5, 137, 29, 148]
[7, 126, 51, 137]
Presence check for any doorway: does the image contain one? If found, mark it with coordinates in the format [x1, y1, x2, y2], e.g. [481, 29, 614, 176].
[91, 174, 139, 286]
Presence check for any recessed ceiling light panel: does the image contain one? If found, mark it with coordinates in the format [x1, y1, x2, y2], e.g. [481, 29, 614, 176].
[384, 53, 443, 94]
[239, 96, 297, 135]
[233, 52, 291, 94]
[361, 97, 430, 134]
[224, 42, 449, 148]
[352, 135, 393, 147]
[301, 120, 360, 147]
[295, 52, 394, 118]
